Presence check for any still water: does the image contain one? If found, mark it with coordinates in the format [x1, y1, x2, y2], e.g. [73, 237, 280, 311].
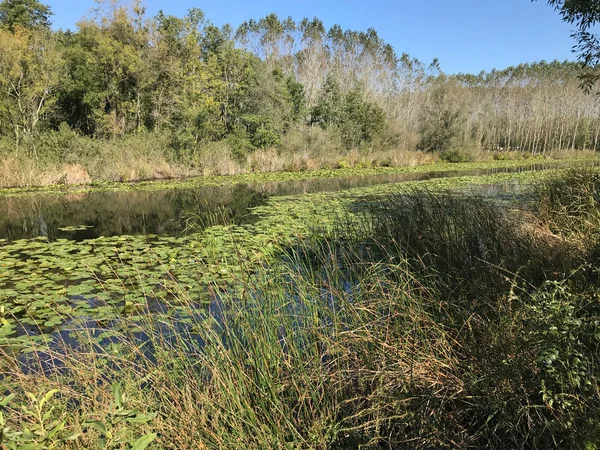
[0, 162, 590, 241]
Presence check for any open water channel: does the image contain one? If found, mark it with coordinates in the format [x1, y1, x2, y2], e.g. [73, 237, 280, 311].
[0, 161, 587, 242]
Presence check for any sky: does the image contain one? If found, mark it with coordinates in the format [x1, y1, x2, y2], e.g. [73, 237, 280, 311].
[46, 0, 577, 75]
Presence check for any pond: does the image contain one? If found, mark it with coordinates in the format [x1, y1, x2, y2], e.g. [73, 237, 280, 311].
[0, 160, 596, 358]
[0, 160, 591, 241]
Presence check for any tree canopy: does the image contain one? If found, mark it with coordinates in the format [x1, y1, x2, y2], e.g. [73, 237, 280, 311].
[539, 0, 600, 89]
[0, 0, 52, 31]
[0, 0, 598, 168]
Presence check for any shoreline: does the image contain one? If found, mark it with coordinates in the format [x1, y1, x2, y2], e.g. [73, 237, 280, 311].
[0, 154, 597, 198]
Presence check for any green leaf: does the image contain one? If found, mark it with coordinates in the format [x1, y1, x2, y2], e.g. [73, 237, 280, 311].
[46, 420, 65, 439]
[112, 383, 123, 409]
[84, 420, 107, 434]
[39, 389, 59, 410]
[0, 393, 14, 407]
[124, 412, 157, 424]
[42, 407, 54, 422]
[130, 432, 158, 450]
[64, 431, 81, 441]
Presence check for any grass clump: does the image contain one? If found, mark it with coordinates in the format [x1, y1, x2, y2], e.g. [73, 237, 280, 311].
[350, 190, 583, 299]
[1, 170, 599, 449]
[535, 168, 600, 237]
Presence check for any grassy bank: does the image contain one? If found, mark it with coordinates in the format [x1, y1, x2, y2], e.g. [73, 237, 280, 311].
[0, 128, 596, 190]
[0, 150, 597, 199]
[1, 170, 600, 449]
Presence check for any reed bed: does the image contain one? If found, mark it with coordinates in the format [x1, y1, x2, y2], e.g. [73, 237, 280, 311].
[1, 171, 599, 449]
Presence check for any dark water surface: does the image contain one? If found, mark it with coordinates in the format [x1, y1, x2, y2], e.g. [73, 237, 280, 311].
[0, 161, 594, 241]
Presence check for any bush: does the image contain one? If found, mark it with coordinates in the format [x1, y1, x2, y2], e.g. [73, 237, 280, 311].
[251, 127, 281, 149]
[280, 126, 344, 157]
[32, 123, 82, 163]
[491, 150, 531, 161]
[196, 141, 242, 176]
[440, 146, 476, 162]
[83, 132, 176, 182]
[248, 148, 285, 173]
[225, 127, 255, 161]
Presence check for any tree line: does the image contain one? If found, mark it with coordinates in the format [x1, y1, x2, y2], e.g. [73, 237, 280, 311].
[0, 0, 598, 168]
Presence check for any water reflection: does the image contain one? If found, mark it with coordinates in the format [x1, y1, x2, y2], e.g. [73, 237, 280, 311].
[466, 181, 528, 199]
[0, 185, 268, 241]
[0, 161, 595, 241]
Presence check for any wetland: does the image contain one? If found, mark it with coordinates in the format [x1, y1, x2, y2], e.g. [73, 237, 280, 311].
[1, 159, 599, 449]
[1, 1, 600, 446]
[0, 158, 592, 345]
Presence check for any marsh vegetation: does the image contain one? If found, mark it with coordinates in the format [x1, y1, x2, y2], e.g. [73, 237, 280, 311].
[0, 1, 599, 448]
[0, 166, 598, 449]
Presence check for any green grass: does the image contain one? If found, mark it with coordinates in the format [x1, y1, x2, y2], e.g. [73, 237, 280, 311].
[534, 168, 600, 237]
[1, 170, 599, 449]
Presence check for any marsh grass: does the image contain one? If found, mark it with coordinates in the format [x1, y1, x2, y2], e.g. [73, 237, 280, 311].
[341, 190, 585, 299]
[7, 124, 590, 189]
[1, 172, 600, 449]
[535, 168, 600, 238]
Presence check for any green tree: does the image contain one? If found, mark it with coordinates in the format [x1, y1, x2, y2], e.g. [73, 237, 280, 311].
[151, 7, 219, 143]
[537, 0, 600, 90]
[57, 1, 153, 137]
[0, 26, 64, 149]
[285, 76, 306, 124]
[311, 75, 343, 128]
[311, 77, 385, 149]
[339, 88, 386, 149]
[418, 77, 466, 153]
[0, 0, 51, 31]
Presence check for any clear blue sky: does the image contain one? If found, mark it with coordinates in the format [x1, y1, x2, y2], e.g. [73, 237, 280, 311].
[47, 0, 576, 74]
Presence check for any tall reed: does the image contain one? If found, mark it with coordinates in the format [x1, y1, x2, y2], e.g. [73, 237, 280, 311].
[1, 173, 599, 449]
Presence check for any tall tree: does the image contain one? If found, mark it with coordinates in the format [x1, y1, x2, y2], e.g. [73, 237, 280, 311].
[0, 26, 64, 149]
[310, 74, 342, 128]
[59, 0, 153, 137]
[0, 0, 52, 31]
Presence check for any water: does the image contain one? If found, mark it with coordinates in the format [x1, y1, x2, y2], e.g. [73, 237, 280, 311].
[3, 160, 596, 369]
[0, 161, 593, 241]
[0, 184, 268, 241]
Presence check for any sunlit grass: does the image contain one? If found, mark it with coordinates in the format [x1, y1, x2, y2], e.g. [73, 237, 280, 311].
[1, 170, 599, 449]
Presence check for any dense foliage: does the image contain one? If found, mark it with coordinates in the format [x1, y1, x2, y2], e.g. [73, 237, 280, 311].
[0, 0, 599, 184]
[539, 0, 600, 90]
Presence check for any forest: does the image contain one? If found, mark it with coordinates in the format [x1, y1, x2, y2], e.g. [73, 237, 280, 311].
[0, 0, 599, 186]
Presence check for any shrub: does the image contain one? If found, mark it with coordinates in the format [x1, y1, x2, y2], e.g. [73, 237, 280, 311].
[248, 148, 285, 173]
[280, 126, 344, 157]
[251, 127, 281, 149]
[196, 141, 242, 176]
[58, 164, 91, 185]
[83, 132, 176, 182]
[225, 126, 256, 161]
